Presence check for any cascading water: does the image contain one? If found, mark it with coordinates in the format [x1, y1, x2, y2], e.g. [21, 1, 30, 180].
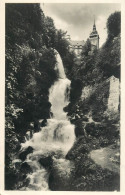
[18, 51, 75, 190]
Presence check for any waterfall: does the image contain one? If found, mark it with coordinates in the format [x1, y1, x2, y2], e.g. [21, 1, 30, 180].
[19, 51, 75, 190]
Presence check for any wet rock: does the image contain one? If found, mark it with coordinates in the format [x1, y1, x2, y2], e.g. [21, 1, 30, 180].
[74, 119, 85, 137]
[19, 146, 34, 161]
[13, 159, 22, 169]
[25, 130, 32, 140]
[49, 169, 70, 191]
[34, 120, 41, 132]
[65, 152, 74, 160]
[29, 122, 34, 128]
[39, 155, 53, 168]
[49, 158, 73, 191]
[20, 162, 32, 174]
[75, 126, 84, 137]
[53, 150, 64, 159]
[63, 106, 68, 112]
[17, 135, 26, 144]
[82, 116, 88, 122]
[41, 119, 47, 127]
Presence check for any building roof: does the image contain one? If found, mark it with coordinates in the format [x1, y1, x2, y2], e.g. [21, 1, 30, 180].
[70, 40, 85, 46]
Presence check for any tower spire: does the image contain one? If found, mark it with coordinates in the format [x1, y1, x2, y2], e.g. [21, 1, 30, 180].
[89, 15, 99, 50]
[93, 15, 96, 31]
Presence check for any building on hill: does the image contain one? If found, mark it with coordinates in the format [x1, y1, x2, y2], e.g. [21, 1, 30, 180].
[69, 40, 85, 56]
[68, 19, 99, 56]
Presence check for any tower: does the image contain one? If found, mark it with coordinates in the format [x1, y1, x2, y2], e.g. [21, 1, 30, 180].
[89, 18, 99, 50]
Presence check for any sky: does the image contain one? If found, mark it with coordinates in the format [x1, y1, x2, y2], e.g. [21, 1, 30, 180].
[41, 3, 121, 47]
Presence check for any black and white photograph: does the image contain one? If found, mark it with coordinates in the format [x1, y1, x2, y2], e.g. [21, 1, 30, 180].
[0, 0, 124, 192]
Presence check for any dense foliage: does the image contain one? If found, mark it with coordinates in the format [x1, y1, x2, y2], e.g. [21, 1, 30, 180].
[106, 11, 121, 39]
[81, 39, 92, 57]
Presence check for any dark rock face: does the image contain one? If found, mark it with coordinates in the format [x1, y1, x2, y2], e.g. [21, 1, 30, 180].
[19, 146, 34, 161]
[34, 120, 41, 132]
[49, 159, 73, 191]
[49, 170, 70, 191]
[39, 156, 53, 169]
[74, 119, 85, 137]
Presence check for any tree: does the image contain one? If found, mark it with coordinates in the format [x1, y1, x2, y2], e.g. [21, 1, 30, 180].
[44, 16, 56, 47]
[106, 11, 121, 39]
[55, 30, 69, 56]
[81, 39, 91, 57]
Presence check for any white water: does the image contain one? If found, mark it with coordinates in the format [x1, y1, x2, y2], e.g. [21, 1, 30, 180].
[20, 52, 75, 190]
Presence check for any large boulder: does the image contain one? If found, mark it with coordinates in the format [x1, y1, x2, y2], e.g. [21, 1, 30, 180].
[39, 155, 53, 169]
[49, 158, 73, 191]
[19, 146, 34, 161]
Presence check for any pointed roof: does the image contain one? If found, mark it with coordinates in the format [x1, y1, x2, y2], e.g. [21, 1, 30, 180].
[93, 16, 96, 30]
[89, 17, 99, 38]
